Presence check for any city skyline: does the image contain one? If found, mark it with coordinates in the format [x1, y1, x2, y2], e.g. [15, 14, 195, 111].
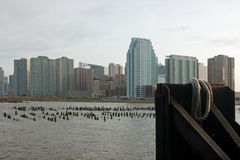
[0, 52, 236, 89]
[0, 52, 235, 98]
[0, 0, 240, 90]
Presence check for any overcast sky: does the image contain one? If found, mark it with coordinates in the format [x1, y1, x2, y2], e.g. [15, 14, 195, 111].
[0, 0, 240, 90]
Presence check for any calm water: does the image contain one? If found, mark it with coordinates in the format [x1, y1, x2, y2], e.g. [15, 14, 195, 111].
[0, 102, 155, 160]
[0, 102, 239, 160]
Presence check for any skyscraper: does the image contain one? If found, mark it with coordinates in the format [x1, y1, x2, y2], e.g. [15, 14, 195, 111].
[79, 62, 91, 69]
[108, 63, 116, 77]
[14, 58, 29, 96]
[114, 74, 126, 98]
[74, 67, 91, 92]
[3, 76, 8, 96]
[9, 75, 15, 96]
[56, 57, 74, 96]
[108, 63, 125, 97]
[116, 64, 123, 75]
[79, 62, 104, 76]
[126, 38, 158, 98]
[108, 63, 123, 77]
[208, 55, 235, 90]
[30, 56, 56, 96]
[157, 63, 166, 83]
[165, 55, 198, 84]
[0, 67, 4, 96]
[198, 63, 207, 81]
[49, 59, 57, 96]
[89, 64, 104, 76]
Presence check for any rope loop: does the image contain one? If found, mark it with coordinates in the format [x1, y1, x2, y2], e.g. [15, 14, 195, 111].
[190, 78, 213, 122]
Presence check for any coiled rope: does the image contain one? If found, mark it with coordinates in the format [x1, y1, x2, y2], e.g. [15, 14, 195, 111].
[190, 79, 240, 148]
[190, 78, 213, 122]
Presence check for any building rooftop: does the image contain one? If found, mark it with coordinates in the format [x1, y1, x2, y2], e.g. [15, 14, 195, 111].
[166, 54, 197, 60]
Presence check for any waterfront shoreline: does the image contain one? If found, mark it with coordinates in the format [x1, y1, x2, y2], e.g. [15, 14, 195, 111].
[0, 96, 154, 103]
[1, 96, 240, 104]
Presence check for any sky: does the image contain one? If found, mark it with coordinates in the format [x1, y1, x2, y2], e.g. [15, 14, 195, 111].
[0, 0, 240, 90]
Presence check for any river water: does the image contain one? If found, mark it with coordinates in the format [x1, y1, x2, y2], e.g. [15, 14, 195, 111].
[0, 102, 239, 160]
[0, 102, 155, 160]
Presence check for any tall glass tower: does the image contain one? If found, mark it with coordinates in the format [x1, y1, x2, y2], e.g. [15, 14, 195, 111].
[14, 58, 29, 96]
[126, 38, 158, 98]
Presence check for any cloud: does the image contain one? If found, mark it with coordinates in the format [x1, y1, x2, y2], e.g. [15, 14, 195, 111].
[208, 37, 240, 47]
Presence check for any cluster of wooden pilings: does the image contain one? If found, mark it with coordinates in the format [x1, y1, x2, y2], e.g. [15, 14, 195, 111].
[1, 105, 155, 123]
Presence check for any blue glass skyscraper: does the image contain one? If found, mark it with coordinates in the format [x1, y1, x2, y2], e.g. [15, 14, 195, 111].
[126, 38, 158, 98]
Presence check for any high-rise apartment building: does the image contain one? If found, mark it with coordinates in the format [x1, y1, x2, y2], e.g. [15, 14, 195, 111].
[114, 74, 126, 97]
[126, 38, 158, 98]
[79, 62, 104, 76]
[30, 56, 56, 96]
[29, 56, 74, 96]
[79, 62, 91, 69]
[89, 64, 104, 76]
[198, 63, 208, 81]
[108, 63, 123, 77]
[116, 64, 123, 75]
[104, 67, 108, 75]
[3, 76, 8, 96]
[56, 57, 74, 96]
[108, 63, 116, 77]
[165, 55, 198, 84]
[8, 75, 15, 95]
[157, 63, 166, 83]
[49, 59, 57, 96]
[14, 58, 29, 96]
[74, 67, 91, 92]
[0, 67, 4, 96]
[208, 55, 234, 90]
